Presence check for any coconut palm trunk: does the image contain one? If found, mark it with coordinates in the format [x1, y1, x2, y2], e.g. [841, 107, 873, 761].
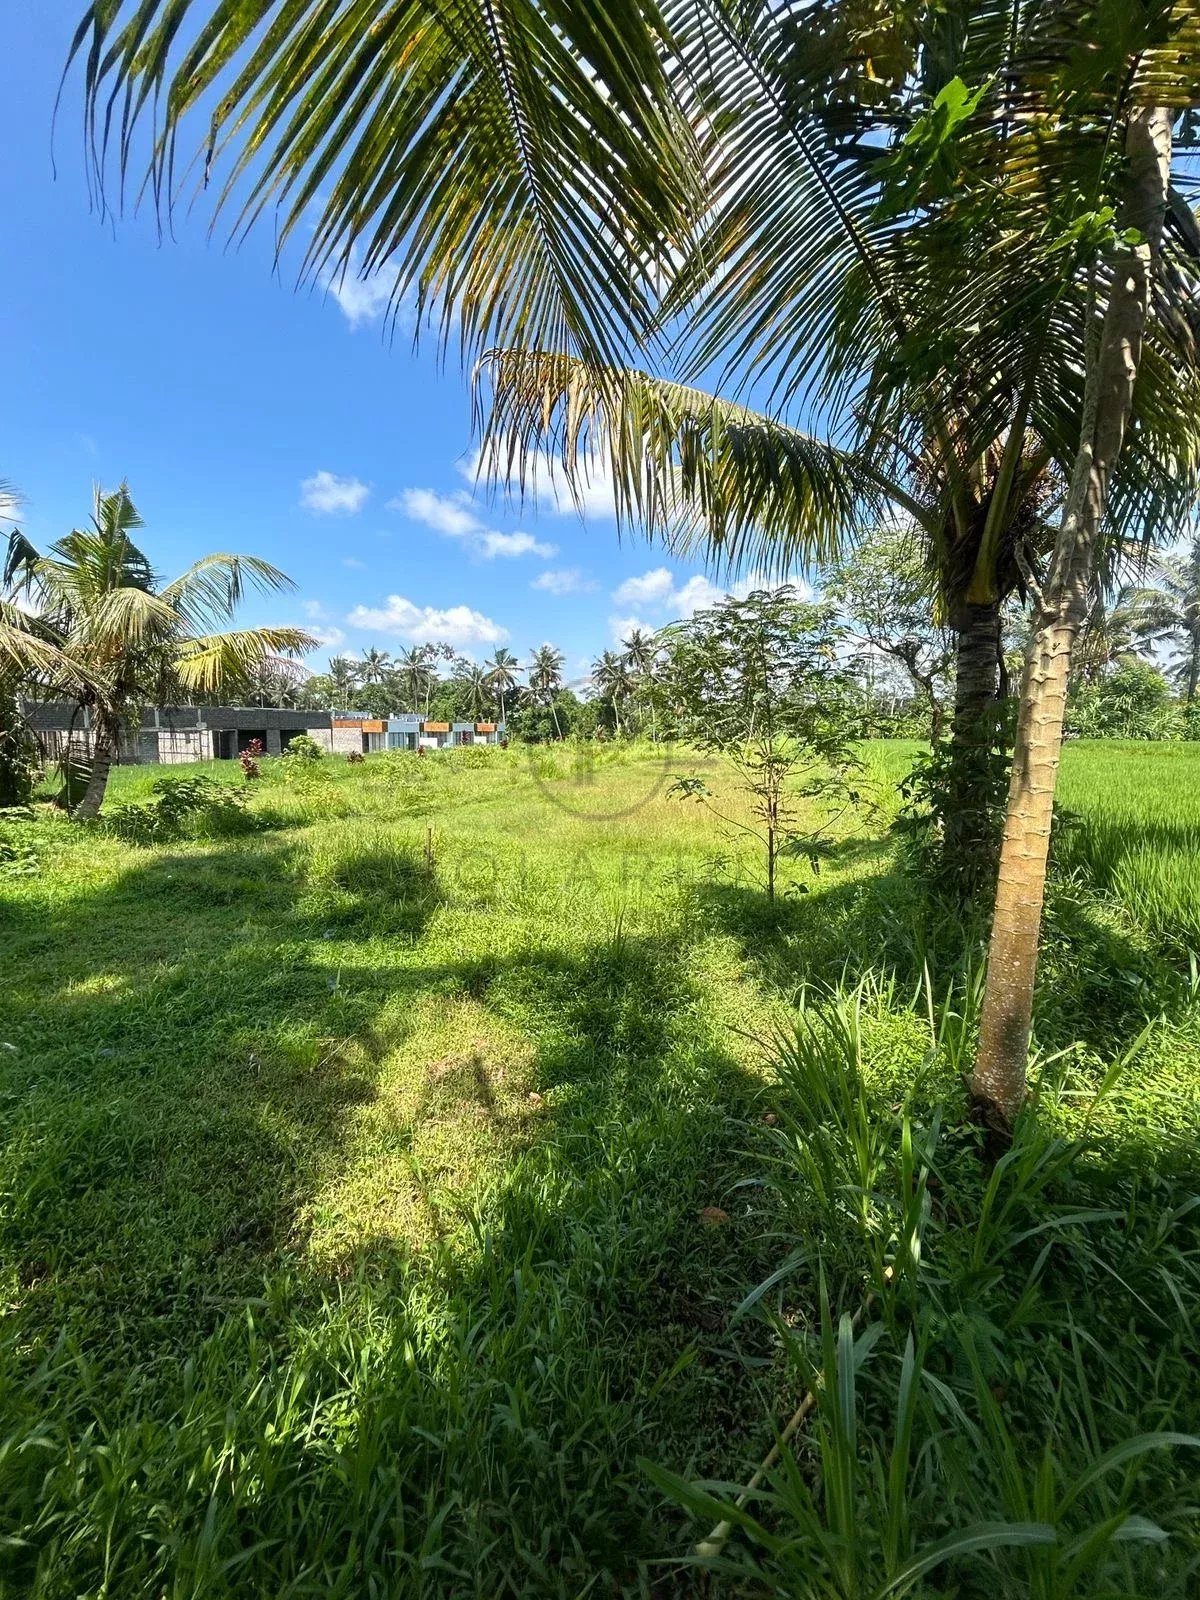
[943, 598, 1003, 879]
[75, 715, 117, 820]
[971, 105, 1171, 1125]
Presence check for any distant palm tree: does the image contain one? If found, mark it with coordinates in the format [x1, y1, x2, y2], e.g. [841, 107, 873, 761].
[528, 643, 566, 737]
[328, 656, 357, 704]
[358, 646, 392, 685]
[3, 484, 312, 817]
[459, 662, 491, 718]
[621, 625, 659, 738]
[1074, 591, 1147, 687]
[591, 649, 634, 737]
[394, 646, 431, 713]
[1126, 538, 1200, 703]
[485, 646, 522, 723]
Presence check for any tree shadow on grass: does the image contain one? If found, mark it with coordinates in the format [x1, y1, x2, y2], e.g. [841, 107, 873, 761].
[690, 856, 1198, 1064]
[0, 833, 782, 1598]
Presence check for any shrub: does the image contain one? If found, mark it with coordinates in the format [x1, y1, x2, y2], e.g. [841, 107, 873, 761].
[0, 808, 40, 878]
[1068, 659, 1180, 739]
[103, 775, 251, 844]
[239, 749, 261, 780]
[346, 749, 365, 764]
[283, 733, 324, 761]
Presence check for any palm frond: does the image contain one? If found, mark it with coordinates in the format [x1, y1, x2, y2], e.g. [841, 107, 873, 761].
[161, 553, 297, 632]
[0, 599, 71, 684]
[70, 585, 176, 651]
[479, 348, 906, 576]
[67, 0, 698, 367]
[173, 625, 318, 696]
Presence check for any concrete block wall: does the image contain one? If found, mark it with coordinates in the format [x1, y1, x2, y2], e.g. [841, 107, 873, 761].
[158, 730, 212, 764]
[330, 727, 363, 755]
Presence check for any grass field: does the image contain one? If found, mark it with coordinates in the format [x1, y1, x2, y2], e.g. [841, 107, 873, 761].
[2, 739, 1199, 1596]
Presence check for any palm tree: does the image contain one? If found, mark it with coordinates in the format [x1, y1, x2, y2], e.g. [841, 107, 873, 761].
[2, 484, 313, 818]
[591, 650, 634, 737]
[68, 2, 1200, 891]
[527, 644, 566, 737]
[327, 656, 357, 705]
[1124, 538, 1200, 705]
[485, 647, 522, 724]
[392, 646, 430, 714]
[473, 13, 1200, 890]
[70, 2, 1200, 1123]
[458, 662, 492, 719]
[358, 646, 392, 686]
[620, 626, 658, 738]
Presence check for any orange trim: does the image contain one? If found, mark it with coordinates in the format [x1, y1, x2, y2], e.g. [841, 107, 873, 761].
[475, 723, 495, 733]
[360, 721, 384, 733]
[332, 719, 363, 729]
[423, 721, 450, 733]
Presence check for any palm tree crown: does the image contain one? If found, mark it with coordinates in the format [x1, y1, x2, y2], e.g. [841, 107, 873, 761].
[485, 647, 522, 720]
[3, 483, 312, 816]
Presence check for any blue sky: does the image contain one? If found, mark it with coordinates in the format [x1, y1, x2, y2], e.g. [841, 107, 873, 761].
[1, 1, 755, 689]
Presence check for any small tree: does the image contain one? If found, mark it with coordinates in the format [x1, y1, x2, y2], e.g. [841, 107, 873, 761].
[823, 524, 954, 744]
[659, 588, 860, 904]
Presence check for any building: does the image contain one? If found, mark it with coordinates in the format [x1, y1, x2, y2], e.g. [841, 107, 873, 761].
[22, 701, 506, 765]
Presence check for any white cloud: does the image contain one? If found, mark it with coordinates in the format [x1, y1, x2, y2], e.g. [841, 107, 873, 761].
[319, 246, 405, 329]
[347, 595, 508, 647]
[342, 556, 367, 570]
[301, 471, 369, 515]
[532, 568, 596, 595]
[479, 530, 557, 559]
[394, 487, 483, 538]
[674, 574, 727, 614]
[612, 567, 676, 608]
[308, 625, 346, 653]
[609, 567, 812, 634]
[393, 484, 555, 561]
[301, 599, 327, 620]
[609, 614, 650, 645]
[459, 445, 618, 521]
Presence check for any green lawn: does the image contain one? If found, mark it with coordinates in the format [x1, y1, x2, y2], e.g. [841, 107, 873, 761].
[2, 740, 1199, 1596]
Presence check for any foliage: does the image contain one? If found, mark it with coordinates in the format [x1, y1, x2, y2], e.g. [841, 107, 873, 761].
[346, 749, 365, 765]
[654, 981, 1200, 1597]
[1068, 659, 1178, 741]
[283, 733, 324, 763]
[823, 524, 954, 740]
[102, 774, 251, 844]
[897, 701, 1016, 896]
[0, 686, 38, 806]
[508, 688, 581, 744]
[660, 588, 862, 902]
[0, 807, 40, 878]
[1120, 536, 1200, 703]
[239, 737, 264, 780]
